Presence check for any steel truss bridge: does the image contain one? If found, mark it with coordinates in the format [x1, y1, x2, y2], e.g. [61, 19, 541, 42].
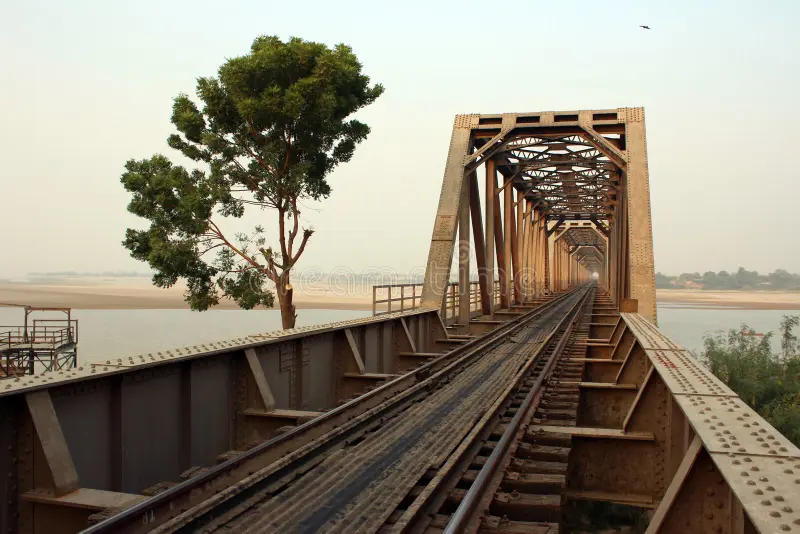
[1, 109, 797, 534]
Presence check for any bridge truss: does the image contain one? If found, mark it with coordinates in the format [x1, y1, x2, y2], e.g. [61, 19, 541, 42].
[421, 108, 656, 326]
[0, 109, 796, 534]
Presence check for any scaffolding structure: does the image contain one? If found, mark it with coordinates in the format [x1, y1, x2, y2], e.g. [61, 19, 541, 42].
[0, 305, 78, 377]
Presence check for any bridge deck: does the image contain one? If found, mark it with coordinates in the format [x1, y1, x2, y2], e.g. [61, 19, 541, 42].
[155, 291, 585, 533]
[0, 289, 797, 534]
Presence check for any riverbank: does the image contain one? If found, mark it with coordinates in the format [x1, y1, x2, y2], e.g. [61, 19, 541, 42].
[2, 282, 799, 312]
[656, 289, 800, 310]
[0, 280, 374, 311]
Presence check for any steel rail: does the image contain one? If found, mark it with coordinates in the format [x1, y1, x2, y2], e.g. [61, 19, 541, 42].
[84, 287, 586, 534]
[443, 288, 589, 534]
[393, 285, 592, 533]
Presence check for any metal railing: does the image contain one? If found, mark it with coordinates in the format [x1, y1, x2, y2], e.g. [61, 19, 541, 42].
[373, 281, 504, 320]
[0, 320, 78, 351]
[372, 283, 422, 315]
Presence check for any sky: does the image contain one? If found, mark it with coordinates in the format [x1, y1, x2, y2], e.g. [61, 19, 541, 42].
[1, 0, 799, 279]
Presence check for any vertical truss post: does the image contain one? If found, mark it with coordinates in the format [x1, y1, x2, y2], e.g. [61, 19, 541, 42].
[469, 171, 491, 316]
[503, 180, 513, 306]
[623, 109, 657, 324]
[554, 238, 562, 292]
[569, 254, 574, 286]
[495, 173, 508, 309]
[532, 211, 543, 297]
[521, 199, 531, 302]
[458, 170, 471, 331]
[552, 236, 558, 292]
[484, 159, 495, 314]
[543, 218, 551, 293]
[610, 210, 619, 304]
[512, 190, 523, 303]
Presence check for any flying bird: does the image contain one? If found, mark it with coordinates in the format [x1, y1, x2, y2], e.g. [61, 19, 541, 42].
[640, 25, 651, 30]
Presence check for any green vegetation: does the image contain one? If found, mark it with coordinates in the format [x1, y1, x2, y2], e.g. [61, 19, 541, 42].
[120, 36, 384, 329]
[699, 315, 800, 446]
[656, 267, 800, 290]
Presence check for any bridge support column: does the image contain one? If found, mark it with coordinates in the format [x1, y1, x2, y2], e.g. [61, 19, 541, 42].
[512, 189, 523, 303]
[521, 199, 533, 301]
[543, 222, 551, 294]
[468, 171, 491, 317]
[623, 112, 657, 324]
[503, 173, 513, 306]
[533, 211, 546, 297]
[458, 169, 471, 332]
[483, 159, 495, 314]
[494, 172, 509, 309]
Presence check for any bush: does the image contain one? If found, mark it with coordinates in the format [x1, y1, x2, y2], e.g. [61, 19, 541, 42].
[698, 315, 800, 446]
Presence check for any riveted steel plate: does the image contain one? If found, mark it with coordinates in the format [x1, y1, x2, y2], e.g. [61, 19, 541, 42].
[538, 112, 555, 126]
[279, 343, 295, 372]
[647, 349, 735, 396]
[676, 394, 799, 457]
[622, 313, 737, 396]
[432, 215, 457, 241]
[454, 114, 480, 129]
[619, 107, 644, 123]
[0, 308, 435, 397]
[711, 451, 800, 533]
[622, 312, 681, 350]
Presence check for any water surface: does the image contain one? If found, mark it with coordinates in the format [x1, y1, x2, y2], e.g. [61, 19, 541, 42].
[1, 305, 795, 365]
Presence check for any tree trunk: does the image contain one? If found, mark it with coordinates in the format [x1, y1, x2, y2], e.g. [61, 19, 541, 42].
[277, 273, 297, 329]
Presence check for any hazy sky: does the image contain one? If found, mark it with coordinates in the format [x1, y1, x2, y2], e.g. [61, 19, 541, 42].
[1, 0, 798, 279]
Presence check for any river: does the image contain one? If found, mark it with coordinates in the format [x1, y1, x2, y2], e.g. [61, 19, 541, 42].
[1, 305, 796, 365]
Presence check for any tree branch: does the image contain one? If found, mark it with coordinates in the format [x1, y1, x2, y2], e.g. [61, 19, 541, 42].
[198, 242, 227, 256]
[228, 158, 264, 193]
[277, 207, 290, 264]
[207, 219, 267, 275]
[282, 129, 292, 174]
[233, 138, 275, 175]
[258, 247, 281, 284]
[291, 228, 314, 266]
[246, 120, 265, 146]
[288, 194, 300, 258]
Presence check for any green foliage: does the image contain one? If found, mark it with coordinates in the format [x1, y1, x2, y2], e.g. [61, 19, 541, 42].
[699, 315, 800, 446]
[656, 267, 800, 290]
[654, 272, 673, 288]
[121, 36, 383, 314]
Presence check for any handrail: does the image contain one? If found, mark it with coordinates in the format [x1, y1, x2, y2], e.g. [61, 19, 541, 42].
[372, 280, 504, 318]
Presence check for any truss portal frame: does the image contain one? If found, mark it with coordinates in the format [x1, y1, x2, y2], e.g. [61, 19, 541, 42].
[420, 108, 657, 324]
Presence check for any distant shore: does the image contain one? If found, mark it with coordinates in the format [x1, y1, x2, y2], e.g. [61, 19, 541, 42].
[0, 281, 374, 311]
[1, 282, 799, 312]
[656, 289, 800, 310]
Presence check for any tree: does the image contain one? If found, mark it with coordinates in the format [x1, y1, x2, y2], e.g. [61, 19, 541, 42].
[699, 315, 800, 446]
[121, 36, 384, 328]
[655, 272, 674, 289]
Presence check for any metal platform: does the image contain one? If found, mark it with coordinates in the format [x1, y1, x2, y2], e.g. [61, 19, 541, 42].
[1, 306, 78, 378]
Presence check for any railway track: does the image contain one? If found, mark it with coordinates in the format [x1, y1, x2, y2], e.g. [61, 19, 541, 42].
[86, 285, 594, 534]
[432, 290, 594, 534]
